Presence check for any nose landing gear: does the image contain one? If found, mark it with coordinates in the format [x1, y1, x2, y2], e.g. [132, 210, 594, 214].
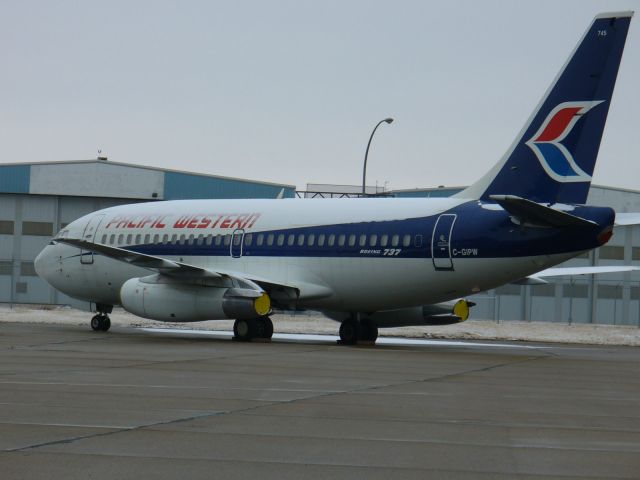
[90, 314, 111, 331]
[90, 303, 113, 332]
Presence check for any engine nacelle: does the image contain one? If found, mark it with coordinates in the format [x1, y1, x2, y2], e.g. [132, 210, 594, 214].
[368, 299, 473, 328]
[120, 277, 271, 322]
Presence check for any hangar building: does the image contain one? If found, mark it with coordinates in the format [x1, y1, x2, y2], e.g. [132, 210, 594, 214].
[0, 159, 295, 306]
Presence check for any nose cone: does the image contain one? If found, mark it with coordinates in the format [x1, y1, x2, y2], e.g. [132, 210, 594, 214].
[34, 244, 54, 284]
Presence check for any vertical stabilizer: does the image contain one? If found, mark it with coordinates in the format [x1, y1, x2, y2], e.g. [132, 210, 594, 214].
[457, 12, 633, 203]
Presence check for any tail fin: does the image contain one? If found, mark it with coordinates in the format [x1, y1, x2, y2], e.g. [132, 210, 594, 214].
[458, 12, 633, 204]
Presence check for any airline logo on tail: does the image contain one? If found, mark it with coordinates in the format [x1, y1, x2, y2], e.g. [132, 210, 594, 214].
[525, 100, 605, 183]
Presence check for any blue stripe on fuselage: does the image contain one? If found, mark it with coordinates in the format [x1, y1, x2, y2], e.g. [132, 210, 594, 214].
[121, 202, 613, 260]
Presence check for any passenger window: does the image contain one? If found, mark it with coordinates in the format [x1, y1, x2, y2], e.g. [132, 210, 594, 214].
[224, 235, 231, 246]
[117, 234, 124, 245]
[135, 234, 141, 244]
[287, 234, 295, 246]
[257, 234, 264, 246]
[308, 234, 315, 246]
[163, 234, 169, 244]
[403, 234, 411, 247]
[245, 233, 253, 246]
[391, 234, 399, 247]
[188, 234, 195, 245]
[179, 234, 186, 245]
[359, 234, 366, 247]
[297, 234, 305, 246]
[338, 234, 345, 246]
[277, 234, 284, 246]
[348, 234, 356, 247]
[109, 234, 115, 244]
[101, 234, 107, 244]
[268, 234, 275, 246]
[126, 234, 132, 245]
[233, 234, 242, 246]
[215, 234, 222, 246]
[153, 234, 160, 244]
[144, 234, 150, 244]
[206, 235, 212, 246]
[197, 234, 204, 245]
[328, 234, 336, 246]
[369, 234, 377, 247]
[318, 234, 325, 246]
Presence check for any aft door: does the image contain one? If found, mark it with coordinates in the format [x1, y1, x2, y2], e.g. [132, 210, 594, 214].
[230, 229, 244, 258]
[80, 214, 105, 264]
[432, 214, 456, 271]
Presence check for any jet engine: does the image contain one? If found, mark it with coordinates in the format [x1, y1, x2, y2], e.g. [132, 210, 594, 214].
[366, 299, 474, 328]
[120, 276, 271, 322]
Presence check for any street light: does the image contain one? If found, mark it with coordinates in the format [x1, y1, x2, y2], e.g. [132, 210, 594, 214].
[362, 117, 394, 196]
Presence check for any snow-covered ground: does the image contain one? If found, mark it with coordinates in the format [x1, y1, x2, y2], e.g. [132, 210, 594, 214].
[2, 304, 639, 346]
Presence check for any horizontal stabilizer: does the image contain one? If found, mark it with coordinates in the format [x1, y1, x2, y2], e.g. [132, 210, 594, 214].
[615, 213, 640, 226]
[489, 195, 596, 228]
[515, 265, 639, 284]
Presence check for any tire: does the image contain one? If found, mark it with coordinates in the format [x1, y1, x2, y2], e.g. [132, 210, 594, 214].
[260, 317, 274, 339]
[91, 315, 102, 331]
[339, 321, 358, 345]
[360, 319, 378, 343]
[233, 319, 255, 341]
[100, 316, 111, 332]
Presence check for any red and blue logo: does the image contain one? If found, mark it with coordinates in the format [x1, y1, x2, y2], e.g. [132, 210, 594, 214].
[525, 100, 604, 183]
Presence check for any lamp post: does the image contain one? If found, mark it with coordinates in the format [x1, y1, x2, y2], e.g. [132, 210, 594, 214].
[362, 117, 393, 196]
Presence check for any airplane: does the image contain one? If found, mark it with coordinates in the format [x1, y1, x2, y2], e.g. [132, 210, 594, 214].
[35, 12, 638, 345]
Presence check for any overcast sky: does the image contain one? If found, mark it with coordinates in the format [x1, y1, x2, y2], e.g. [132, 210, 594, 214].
[1, 0, 638, 192]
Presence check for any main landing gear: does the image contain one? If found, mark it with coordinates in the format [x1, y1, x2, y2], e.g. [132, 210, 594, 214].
[90, 304, 112, 332]
[233, 316, 274, 342]
[338, 318, 378, 345]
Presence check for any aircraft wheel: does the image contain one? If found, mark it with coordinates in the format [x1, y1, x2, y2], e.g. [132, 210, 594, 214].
[360, 319, 378, 343]
[339, 320, 359, 345]
[100, 316, 111, 332]
[233, 318, 256, 342]
[257, 316, 274, 339]
[90, 315, 102, 331]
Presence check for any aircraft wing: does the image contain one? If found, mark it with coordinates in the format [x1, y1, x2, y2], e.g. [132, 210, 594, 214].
[55, 238, 331, 301]
[514, 265, 639, 285]
[489, 195, 596, 227]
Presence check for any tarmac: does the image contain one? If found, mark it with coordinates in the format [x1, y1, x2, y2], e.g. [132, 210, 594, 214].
[1, 321, 640, 479]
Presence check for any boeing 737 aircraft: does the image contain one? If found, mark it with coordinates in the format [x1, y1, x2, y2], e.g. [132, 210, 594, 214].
[35, 12, 638, 345]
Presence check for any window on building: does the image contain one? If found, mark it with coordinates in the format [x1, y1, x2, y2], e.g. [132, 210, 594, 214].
[598, 285, 623, 299]
[22, 221, 53, 236]
[0, 261, 12, 275]
[20, 262, 37, 276]
[599, 246, 624, 260]
[633, 247, 640, 261]
[562, 284, 588, 298]
[0, 220, 15, 234]
[15, 282, 27, 294]
[391, 234, 399, 247]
